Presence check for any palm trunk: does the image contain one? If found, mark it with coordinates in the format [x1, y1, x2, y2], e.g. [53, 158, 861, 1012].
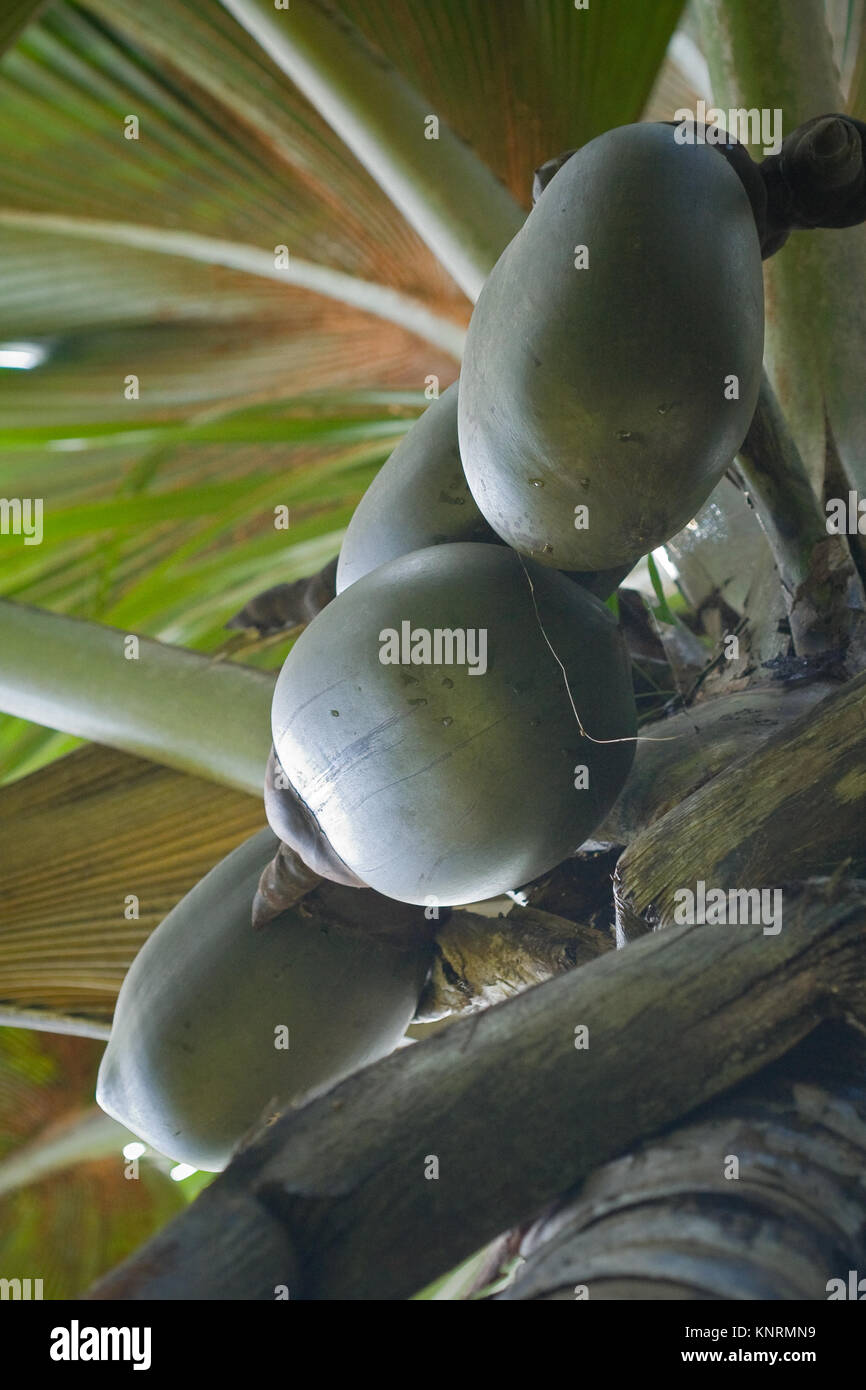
[499, 1021, 866, 1300]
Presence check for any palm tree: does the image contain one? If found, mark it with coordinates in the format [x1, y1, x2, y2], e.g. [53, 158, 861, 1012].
[1, 0, 865, 1300]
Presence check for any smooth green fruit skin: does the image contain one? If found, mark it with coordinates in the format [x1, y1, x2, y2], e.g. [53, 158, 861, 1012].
[458, 121, 765, 571]
[96, 829, 431, 1171]
[336, 382, 494, 594]
[336, 379, 628, 599]
[273, 542, 636, 906]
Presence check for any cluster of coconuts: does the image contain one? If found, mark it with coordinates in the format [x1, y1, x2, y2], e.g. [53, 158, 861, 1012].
[98, 120, 765, 1170]
[270, 119, 764, 905]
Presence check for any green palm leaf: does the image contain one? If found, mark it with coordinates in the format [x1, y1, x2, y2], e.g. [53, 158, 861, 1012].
[0, 0, 46, 56]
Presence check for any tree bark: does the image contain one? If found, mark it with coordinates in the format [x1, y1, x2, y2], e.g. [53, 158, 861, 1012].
[615, 668, 866, 938]
[415, 903, 611, 1021]
[500, 1022, 866, 1300]
[600, 679, 835, 842]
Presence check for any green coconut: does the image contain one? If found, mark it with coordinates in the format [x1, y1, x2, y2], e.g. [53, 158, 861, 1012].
[458, 121, 765, 571]
[337, 379, 628, 599]
[272, 542, 636, 906]
[96, 829, 432, 1171]
[336, 382, 495, 593]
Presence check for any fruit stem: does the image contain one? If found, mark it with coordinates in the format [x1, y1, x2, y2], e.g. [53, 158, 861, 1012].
[252, 843, 322, 928]
[758, 113, 866, 255]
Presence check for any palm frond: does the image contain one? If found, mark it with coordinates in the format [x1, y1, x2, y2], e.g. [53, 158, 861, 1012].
[0, 0, 46, 56]
[0, 743, 265, 1022]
